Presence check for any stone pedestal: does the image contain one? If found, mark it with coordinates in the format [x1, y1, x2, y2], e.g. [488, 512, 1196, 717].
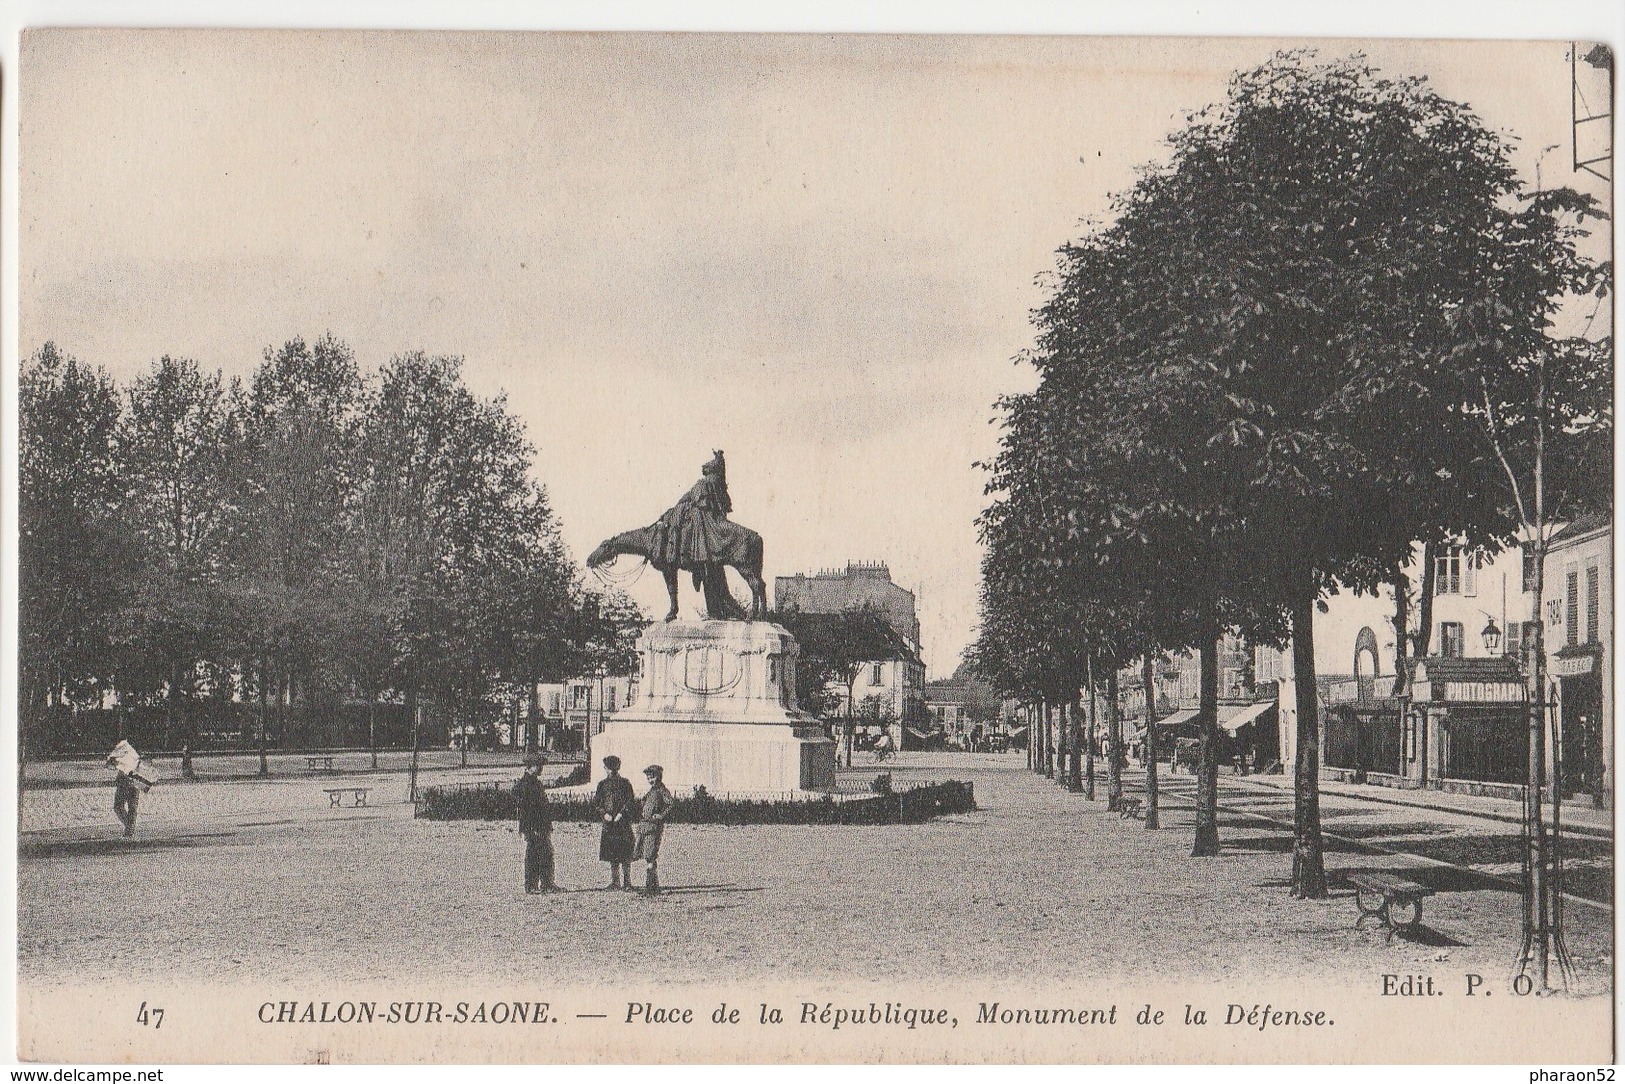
[592, 620, 836, 795]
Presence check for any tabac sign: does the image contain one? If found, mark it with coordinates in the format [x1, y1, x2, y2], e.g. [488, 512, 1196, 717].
[1552, 654, 1597, 678]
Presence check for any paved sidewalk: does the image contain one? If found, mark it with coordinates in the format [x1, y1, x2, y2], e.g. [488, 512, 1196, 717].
[1236, 771, 1613, 839]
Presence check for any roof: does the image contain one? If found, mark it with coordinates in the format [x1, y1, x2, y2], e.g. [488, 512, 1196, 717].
[1548, 513, 1611, 548]
[1146, 703, 1276, 734]
[1219, 702, 1276, 734]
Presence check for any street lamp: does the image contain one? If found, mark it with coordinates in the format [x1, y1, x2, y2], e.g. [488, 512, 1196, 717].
[1481, 617, 1503, 654]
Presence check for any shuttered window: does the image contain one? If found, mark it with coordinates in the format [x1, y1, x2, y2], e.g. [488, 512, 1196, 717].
[1566, 570, 1580, 647]
[1586, 566, 1600, 644]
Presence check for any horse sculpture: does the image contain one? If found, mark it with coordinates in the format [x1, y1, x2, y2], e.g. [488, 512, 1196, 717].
[586, 522, 767, 622]
[588, 450, 768, 622]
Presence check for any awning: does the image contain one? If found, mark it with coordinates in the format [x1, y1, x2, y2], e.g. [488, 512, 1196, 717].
[1152, 708, 1200, 729]
[1219, 701, 1275, 734]
[1007, 726, 1029, 738]
[905, 727, 932, 740]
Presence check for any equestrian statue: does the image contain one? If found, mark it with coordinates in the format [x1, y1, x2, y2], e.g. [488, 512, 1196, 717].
[586, 450, 767, 621]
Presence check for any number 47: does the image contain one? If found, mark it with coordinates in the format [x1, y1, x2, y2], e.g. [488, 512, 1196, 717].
[137, 1001, 164, 1029]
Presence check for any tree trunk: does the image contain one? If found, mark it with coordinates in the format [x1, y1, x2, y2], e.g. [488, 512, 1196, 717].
[407, 688, 421, 804]
[1290, 580, 1328, 899]
[1034, 699, 1046, 775]
[1193, 627, 1221, 856]
[844, 678, 857, 769]
[1414, 537, 1438, 659]
[368, 691, 378, 770]
[1521, 538, 1554, 990]
[1066, 696, 1083, 791]
[1390, 559, 1411, 696]
[1055, 701, 1067, 785]
[1084, 670, 1097, 801]
[1105, 673, 1123, 812]
[257, 657, 271, 778]
[1142, 650, 1160, 829]
[167, 658, 182, 752]
[1046, 701, 1057, 779]
[529, 679, 541, 753]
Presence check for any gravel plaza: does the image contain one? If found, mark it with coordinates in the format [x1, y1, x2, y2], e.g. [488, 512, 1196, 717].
[18, 752, 1613, 995]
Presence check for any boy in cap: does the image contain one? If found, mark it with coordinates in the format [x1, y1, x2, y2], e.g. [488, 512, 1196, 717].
[514, 754, 558, 893]
[635, 764, 675, 895]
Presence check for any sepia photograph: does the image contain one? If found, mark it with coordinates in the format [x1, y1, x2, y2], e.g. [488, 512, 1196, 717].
[10, 17, 1618, 1066]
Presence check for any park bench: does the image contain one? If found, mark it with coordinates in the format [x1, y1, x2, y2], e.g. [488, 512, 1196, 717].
[323, 786, 371, 809]
[1349, 871, 1435, 942]
[306, 755, 337, 773]
[1118, 797, 1144, 820]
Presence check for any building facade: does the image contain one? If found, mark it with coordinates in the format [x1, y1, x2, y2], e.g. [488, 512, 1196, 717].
[775, 561, 922, 649]
[775, 560, 927, 745]
[1544, 516, 1611, 808]
[1265, 530, 1610, 806]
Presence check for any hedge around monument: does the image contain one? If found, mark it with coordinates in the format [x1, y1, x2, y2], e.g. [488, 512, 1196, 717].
[414, 779, 977, 825]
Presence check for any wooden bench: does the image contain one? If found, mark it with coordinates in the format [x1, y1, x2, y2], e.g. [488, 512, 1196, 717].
[1349, 872, 1435, 941]
[306, 755, 337, 773]
[323, 787, 371, 809]
[1118, 797, 1144, 820]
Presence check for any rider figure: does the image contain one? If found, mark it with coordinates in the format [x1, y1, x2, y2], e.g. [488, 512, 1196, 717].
[649, 451, 741, 619]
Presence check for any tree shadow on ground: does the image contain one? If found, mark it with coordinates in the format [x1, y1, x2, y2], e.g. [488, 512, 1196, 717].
[21, 832, 234, 858]
[1216, 833, 1367, 856]
[657, 883, 766, 896]
[1316, 823, 1460, 841]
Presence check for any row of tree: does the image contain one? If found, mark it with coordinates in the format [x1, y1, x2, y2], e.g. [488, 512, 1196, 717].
[20, 335, 646, 761]
[970, 53, 1609, 981]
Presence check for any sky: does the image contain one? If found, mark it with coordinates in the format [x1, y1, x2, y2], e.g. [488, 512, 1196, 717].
[18, 29, 1611, 675]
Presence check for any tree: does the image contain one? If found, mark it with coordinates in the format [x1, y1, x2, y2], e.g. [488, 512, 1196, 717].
[19, 344, 135, 745]
[228, 335, 363, 760]
[979, 51, 1577, 899]
[347, 351, 587, 766]
[118, 355, 243, 752]
[1441, 182, 1611, 990]
[775, 605, 908, 767]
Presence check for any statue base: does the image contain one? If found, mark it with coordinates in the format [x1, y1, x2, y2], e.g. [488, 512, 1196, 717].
[592, 620, 836, 795]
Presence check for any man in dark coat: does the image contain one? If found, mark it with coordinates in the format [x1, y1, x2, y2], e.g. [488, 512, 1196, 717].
[594, 755, 637, 890]
[514, 754, 558, 893]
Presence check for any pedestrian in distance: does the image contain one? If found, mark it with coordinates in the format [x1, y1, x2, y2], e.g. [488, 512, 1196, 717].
[105, 739, 154, 837]
[514, 753, 558, 894]
[873, 728, 896, 762]
[634, 765, 675, 895]
[594, 755, 637, 890]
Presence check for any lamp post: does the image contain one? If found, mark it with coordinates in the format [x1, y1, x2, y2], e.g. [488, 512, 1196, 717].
[1481, 616, 1503, 655]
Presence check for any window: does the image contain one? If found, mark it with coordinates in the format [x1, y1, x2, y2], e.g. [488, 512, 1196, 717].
[606, 687, 617, 712]
[571, 685, 589, 709]
[1505, 621, 1539, 665]
[1439, 622, 1465, 658]
[1566, 568, 1580, 648]
[1586, 566, 1600, 644]
[870, 662, 883, 686]
[1435, 547, 1462, 595]
[1463, 552, 1478, 597]
[1523, 550, 1540, 593]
